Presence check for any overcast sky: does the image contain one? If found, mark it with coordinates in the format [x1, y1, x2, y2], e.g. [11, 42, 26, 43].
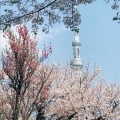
[0, 0, 120, 84]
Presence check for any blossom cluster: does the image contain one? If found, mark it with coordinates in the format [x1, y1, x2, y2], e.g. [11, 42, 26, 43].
[2, 25, 39, 82]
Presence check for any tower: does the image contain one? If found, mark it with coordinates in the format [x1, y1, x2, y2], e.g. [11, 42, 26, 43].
[70, 0, 83, 70]
[70, 31, 83, 70]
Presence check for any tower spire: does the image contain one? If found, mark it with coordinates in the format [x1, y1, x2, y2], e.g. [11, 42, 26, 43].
[70, 0, 83, 70]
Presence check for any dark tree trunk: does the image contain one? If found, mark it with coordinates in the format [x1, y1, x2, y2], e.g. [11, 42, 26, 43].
[12, 93, 20, 120]
[36, 108, 45, 120]
[12, 78, 22, 120]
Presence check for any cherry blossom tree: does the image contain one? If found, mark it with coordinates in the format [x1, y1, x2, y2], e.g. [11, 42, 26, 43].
[31, 63, 61, 120]
[0, 25, 53, 120]
[1, 25, 39, 119]
[46, 64, 120, 120]
[0, 63, 61, 120]
[1, 53, 120, 120]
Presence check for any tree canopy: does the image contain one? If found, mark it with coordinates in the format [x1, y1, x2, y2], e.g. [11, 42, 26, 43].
[0, 0, 95, 33]
[1, 0, 120, 34]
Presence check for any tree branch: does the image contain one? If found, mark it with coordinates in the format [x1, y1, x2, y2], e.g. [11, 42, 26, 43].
[0, 0, 58, 25]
